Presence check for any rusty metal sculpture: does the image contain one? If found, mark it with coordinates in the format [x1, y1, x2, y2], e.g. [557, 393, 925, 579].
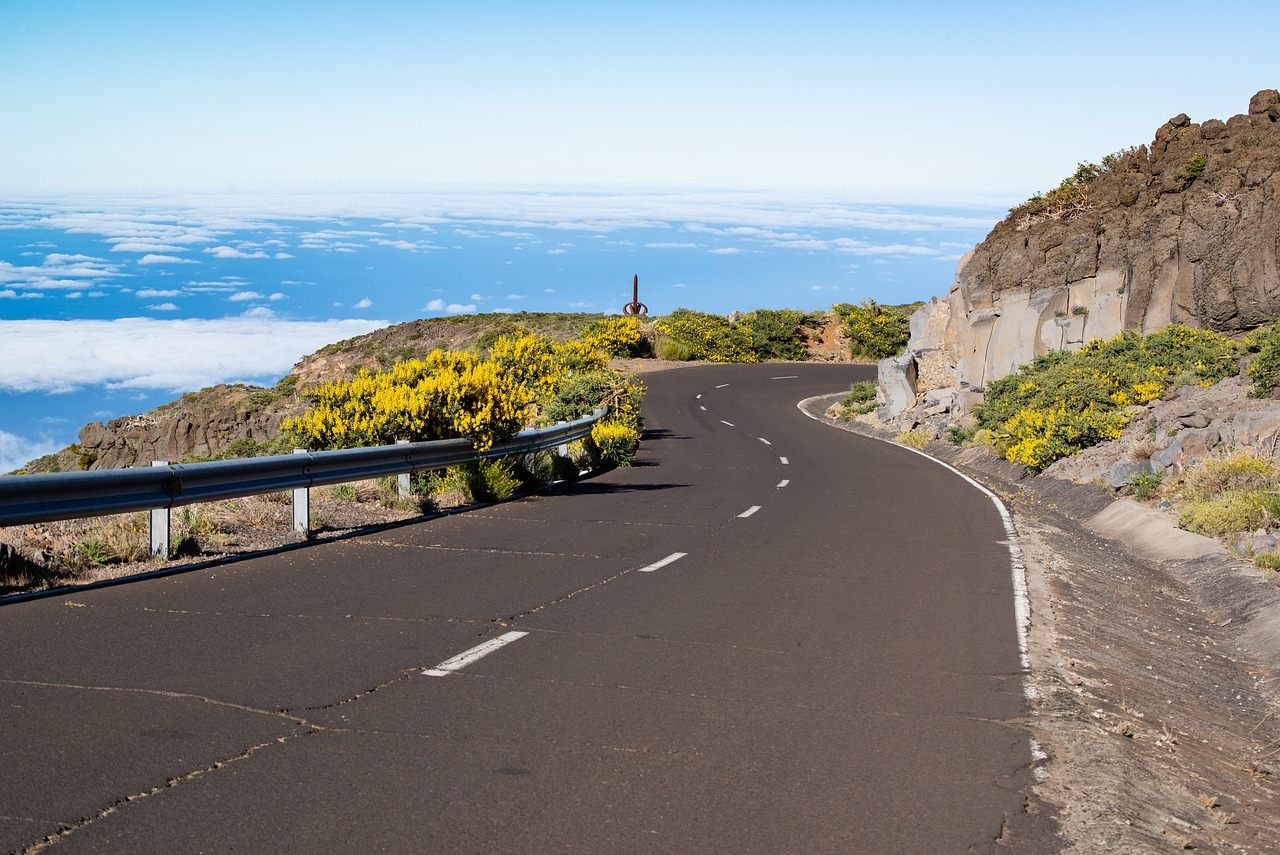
[622, 274, 648, 316]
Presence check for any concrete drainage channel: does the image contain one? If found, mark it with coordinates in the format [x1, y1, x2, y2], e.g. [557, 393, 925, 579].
[800, 392, 1280, 853]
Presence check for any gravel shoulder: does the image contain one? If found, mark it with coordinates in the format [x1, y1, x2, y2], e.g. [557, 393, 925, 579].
[805, 393, 1280, 854]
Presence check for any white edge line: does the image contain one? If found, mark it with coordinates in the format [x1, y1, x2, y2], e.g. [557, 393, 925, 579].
[715, 383, 729, 388]
[758, 437, 771, 445]
[738, 505, 761, 518]
[720, 420, 735, 427]
[424, 630, 529, 677]
[638, 551, 688, 573]
[779, 456, 789, 465]
[777, 479, 790, 488]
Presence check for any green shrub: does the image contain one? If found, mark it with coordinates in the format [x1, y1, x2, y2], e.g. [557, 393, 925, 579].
[1126, 470, 1165, 501]
[896, 428, 932, 450]
[1255, 553, 1280, 573]
[739, 309, 815, 361]
[429, 459, 522, 505]
[973, 326, 1242, 471]
[843, 381, 876, 405]
[655, 336, 697, 361]
[1176, 454, 1280, 539]
[590, 421, 641, 466]
[946, 425, 976, 446]
[654, 309, 757, 362]
[542, 370, 645, 431]
[1178, 491, 1280, 538]
[1245, 323, 1280, 398]
[1177, 153, 1208, 182]
[832, 300, 910, 360]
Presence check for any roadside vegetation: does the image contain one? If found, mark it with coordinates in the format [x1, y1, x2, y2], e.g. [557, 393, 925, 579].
[970, 325, 1242, 472]
[832, 300, 917, 361]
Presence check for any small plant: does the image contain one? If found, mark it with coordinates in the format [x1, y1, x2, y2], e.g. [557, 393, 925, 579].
[1071, 305, 1089, 316]
[1177, 153, 1208, 182]
[1255, 552, 1280, 573]
[331, 483, 357, 501]
[1126, 470, 1165, 501]
[843, 381, 876, 405]
[895, 427, 932, 450]
[946, 425, 976, 446]
[591, 421, 641, 466]
[1177, 453, 1280, 539]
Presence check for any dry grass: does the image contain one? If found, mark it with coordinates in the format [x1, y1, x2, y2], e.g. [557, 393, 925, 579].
[0, 479, 418, 595]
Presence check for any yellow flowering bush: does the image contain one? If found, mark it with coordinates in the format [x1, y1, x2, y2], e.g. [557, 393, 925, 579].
[975, 325, 1241, 471]
[654, 309, 758, 362]
[584, 316, 645, 357]
[590, 421, 642, 466]
[832, 300, 910, 360]
[284, 351, 533, 451]
[994, 404, 1128, 471]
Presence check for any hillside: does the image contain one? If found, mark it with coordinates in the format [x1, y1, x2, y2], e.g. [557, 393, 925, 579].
[880, 89, 1280, 424]
[18, 310, 849, 475]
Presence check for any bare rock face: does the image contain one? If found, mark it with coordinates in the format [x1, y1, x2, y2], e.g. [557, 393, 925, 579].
[71, 385, 303, 471]
[881, 90, 1280, 419]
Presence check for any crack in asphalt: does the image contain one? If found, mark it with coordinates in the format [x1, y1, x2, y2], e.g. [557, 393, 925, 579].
[138, 606, 486, 627]
[355, 539, 602, 559]
[13, 731, 316, 855]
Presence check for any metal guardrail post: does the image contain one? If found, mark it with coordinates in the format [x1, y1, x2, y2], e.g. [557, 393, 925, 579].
[396, 439, 411, 501]
[149, 460, 170, 558]
[292, 449, 309, 537]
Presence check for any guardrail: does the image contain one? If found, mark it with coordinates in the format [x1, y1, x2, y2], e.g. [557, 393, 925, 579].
[0, 407, 605, 556]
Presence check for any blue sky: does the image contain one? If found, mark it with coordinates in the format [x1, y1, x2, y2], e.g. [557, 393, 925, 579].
[2, 1, 1274, 193]
[0, 0, 1274, 471]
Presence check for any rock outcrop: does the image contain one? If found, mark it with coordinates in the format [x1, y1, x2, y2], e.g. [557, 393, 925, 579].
[42, 385, 303, 473]
[881, 90, 1280, 424]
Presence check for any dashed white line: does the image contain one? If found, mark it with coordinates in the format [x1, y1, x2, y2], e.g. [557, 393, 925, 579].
[771, 375, 798, 380]
[720, 420, 735, 427]
[715, 383, 729, 388]
[738, 505, 762, 518]
[696, 394, 702, 399]
[758, 437, 771, 446]
[638, 552, 688, 573]
[777, 479, 790, 488]
[699, 406, 707, 411]
[779, 456, 789, 465]
[424, 631, 528, 677]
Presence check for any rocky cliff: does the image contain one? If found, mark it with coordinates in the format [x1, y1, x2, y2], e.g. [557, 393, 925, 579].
[882, 89, 1280, 422]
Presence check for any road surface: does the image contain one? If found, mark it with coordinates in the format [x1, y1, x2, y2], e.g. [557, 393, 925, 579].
[0, 363, 1050, 853]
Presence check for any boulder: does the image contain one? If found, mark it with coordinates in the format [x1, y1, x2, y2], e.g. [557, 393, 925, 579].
[877, 352, 918, 416]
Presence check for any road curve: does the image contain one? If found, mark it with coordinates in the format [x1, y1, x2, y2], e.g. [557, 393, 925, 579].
[0, 363, 1052, 854]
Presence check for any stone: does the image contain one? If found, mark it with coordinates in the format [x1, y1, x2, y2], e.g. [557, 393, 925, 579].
[877, 352, 918, 415]
[1108, 459, 1156, 491]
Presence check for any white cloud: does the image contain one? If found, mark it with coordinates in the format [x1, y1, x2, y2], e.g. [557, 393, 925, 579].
[269, 292, 287, 301]
[547, 248, 567, 255]
[0, 318, 388, 394]
[0, 289, 17, 298]
[353, 298, 373, 309]
[505, 293, 526, 300]
[204, 246, 269, 259]
[708, 248, 742, 255]
[0, 428, 62, 475]
[136, 288, 180, 298]
[147, 303, 179, 311]
[274, 252, 294, 259]
[568, 301, 592, 308]
[469, 293, 485, 301]
[242, 307, 275, 318]
[137, 254, 198, 265]
[645, 242, 698, 249]
[424, 298, 446, 312]
[228, 291, 265, 301]
[671, 283, 687, 288]
[446, 303, 476, 314]
[109, 242, 191, 253]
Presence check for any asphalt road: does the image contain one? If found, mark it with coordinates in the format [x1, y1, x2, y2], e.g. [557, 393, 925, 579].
[0, 363, 1050, 853]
